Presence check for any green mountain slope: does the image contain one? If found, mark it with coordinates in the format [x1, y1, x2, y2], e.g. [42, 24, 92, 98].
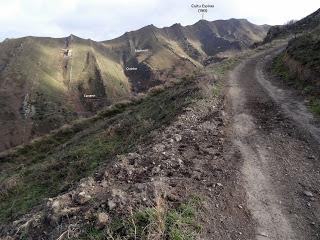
[0, 19, 268, 151]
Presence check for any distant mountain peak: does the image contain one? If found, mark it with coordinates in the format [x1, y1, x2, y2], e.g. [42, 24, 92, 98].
[0, 18, 269, 150]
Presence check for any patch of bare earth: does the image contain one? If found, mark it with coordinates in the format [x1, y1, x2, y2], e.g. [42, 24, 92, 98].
[227, 43, 320, 240]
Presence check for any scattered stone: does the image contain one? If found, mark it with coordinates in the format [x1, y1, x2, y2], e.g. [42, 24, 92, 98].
[80, 177, 95, 188]
[238, 204, 243, 209]
[153, 144, 165, 153]
[177, 158, 183, 165]
[76, 191, 92, 205]
[100, 180, 109, 188]
[257, 232, 269, 237]
[193, 171, 202, 180]
[51, 200, 61, 213]
[96, 212, 109, 229]
[303, 191, 314, 197]
[108, 200, 117, 210]
[5, 84, 228, 237]
[84, 209, 94, 220]
[167, 193, 180, 202]
[174, 134, 182, 142]
[152, 166, 161, 174]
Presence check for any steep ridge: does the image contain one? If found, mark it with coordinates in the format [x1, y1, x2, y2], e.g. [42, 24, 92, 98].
[0, 19, 268, 151]
[264, 8, 320, 42]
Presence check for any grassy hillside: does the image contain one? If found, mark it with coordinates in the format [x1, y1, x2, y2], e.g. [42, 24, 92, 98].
[0, 74, 201, 224]
[264, 7, 320, 115]
[272, 28, 320, 115]
[0, 36, 132, 151]
[286, 28, 320, 74]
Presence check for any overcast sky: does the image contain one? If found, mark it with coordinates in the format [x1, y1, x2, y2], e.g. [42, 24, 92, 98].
[0, 0, 319, 41]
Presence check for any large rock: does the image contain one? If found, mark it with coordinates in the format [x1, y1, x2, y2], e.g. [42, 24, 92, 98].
[75, 191, 92, 205]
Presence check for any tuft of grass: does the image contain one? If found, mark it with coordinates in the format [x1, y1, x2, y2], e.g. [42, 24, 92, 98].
[77, 197, 203, 240]
[210, 58, 239, 77]
[84, 227, 106, 240]
[272, 54, 290, 81]
[309, 98, 320, 116]
[212, 82, 223, 97]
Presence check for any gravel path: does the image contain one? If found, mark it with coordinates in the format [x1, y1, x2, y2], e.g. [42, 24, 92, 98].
[226, 44, 320, 240]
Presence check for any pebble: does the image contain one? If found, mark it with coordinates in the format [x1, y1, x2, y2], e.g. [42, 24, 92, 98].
[96, 212, 109, 229]
[108, 200, 116, 210]
[174, 134, 182, 142]
[303, 191, 314, 197]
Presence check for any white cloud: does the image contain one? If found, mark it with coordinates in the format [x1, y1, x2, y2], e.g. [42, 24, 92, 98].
[0, 0, 319, 41]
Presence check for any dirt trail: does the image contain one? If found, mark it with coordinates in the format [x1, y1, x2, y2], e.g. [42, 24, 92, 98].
[227, 44, 320, 239]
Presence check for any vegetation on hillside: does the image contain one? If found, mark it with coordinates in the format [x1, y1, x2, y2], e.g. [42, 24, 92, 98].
[0, 75, 202, 223]
[286, 28, 320, 74]
[272, 52, 320, 116]
[78, 197, 202, 240]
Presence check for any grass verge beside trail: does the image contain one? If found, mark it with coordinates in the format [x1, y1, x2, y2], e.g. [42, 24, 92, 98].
[272, 54, 320, 116]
